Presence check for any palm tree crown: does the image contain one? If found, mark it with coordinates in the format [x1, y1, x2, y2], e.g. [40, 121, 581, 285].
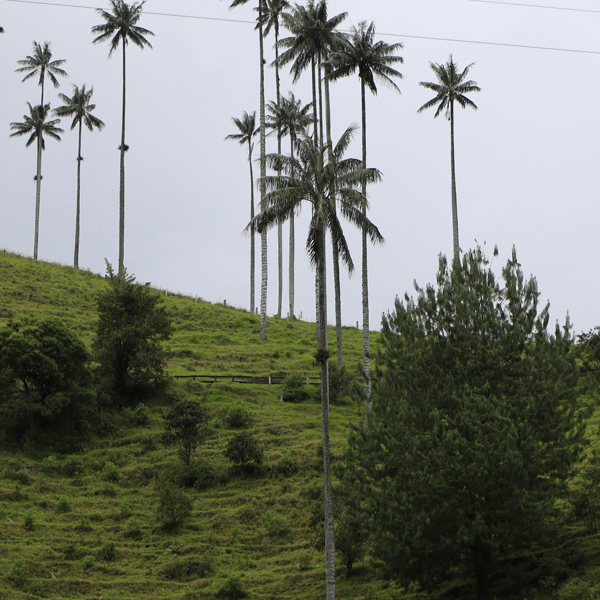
[15, 41, 68, 105]
[328, 21, 403, 94]
[266, 91, 313, 140]
[91, 1, 154, 54]
[417, 55, 480, 119]
[226, 111, 259, 150]
[54, 84, 105, 134]
[10, 102, 63, 149]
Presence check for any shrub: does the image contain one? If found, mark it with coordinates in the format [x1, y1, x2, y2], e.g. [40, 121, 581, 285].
[571, 461, 600, 533]
[102, 461, 121, 482]
[63, 457, 84, 477]
[10, 559, 29, 589]
[328, 363, 353, 404]
[125, 517, 142, 539]
[118, 503, 132, 520]
[23, 514, 34, 531]
[175, 459, 215, 490]
[139, 432, 157, 452]
[223, 402, 252, 429]
[121, 403, 150, 426]
[82, 555, 94, 570]
[156, 482, 192, 532]
[162, 399, 208, 466]
[224, 431, 263, 473]
[216, 576, 247, 599]
[42, 455, 60, 474]
[162, 556, 202, 581]
[557, 577, 597, 600]
[64, 541, 80, 560]
[274, 452, 299, 477]
[96, 542, 117, 562]
[56, 498, 71, 513]
[262, 510, 290, 538]
[281, 373, 318, 403]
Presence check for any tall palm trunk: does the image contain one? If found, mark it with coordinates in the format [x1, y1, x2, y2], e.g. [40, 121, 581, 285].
[248, 138, 256, 314]
[74, 121, 83, 270]
[275, 23, 283, 319]
[361, 80, 371, 428]
[288, 133, 296, 317]
[258, 1, 268, 339]
[450, 100, 459, 260]
[316, 219, 335, 600]
[33, 135, 43, 261]
[323, 63, 343, 369]
[118, 37, 127, 272]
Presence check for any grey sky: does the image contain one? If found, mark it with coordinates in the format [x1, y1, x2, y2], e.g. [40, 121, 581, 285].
[1, 0, 598, 336]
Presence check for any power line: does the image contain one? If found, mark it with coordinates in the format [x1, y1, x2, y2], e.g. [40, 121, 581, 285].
[4, 0, 600, 55]
[467, 0, 600, 14]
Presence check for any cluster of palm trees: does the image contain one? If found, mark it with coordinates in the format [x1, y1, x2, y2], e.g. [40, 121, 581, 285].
[225, 1, 481, 597]
[9, 1, 153, 272]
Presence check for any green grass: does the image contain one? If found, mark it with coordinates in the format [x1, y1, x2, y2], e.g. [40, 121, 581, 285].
[0, 251, 598, 600]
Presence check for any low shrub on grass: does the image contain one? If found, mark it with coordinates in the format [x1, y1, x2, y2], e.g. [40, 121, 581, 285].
[56, 498, 71, 513]
[216, 575, 247, 599]
[63, 457, 84, 477]
[162, 556, 203, 581]
[156, 481, 192, 532]
[175, 459, 215, 490]
[121, 402, 150, 426]
[102, 461, 121, 482]
[223, 402, 252, 428]
[281, 373, 318, 403]
[273, 451, 299, 477]
[557, 577, 598, 600]
[124, 516, 142, 539]
[10, 559, 29, 589]
[96, 542, 117, 562]
[23, 514, 34, 531]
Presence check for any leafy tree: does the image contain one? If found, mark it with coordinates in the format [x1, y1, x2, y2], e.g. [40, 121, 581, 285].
[254, 126, 383, 600]
[10, 103, 63, 261]
[15, 41, 68, 106]
[226, 111, 259, 314]
[341, 247, 593, 600]
[224, 431, 263, 472]
[92, 0, 154, 272]
[328, 20, 403, 422]
[162, 399, 208, 466]
[228, 0, 268, 340]
[578, 326, 600, 373]
[54, 84, 105, 270]
[418, 56, 481, 260]
[0, 319, 94, 444]
[266, 92, 313, 318]
[93, 263, 172, 406]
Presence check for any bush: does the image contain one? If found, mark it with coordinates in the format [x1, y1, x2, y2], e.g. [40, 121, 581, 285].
[262, 510, 290, 538]
[328, 363, 352, 404]
[56, 498, 71, 513]
[102, 461, 121, 482]
[64, 541, 80, 560]
[125, 517, 142, 539]
[23, 514, 34, 531]
[216, 576, 248, 599]
[82, 555, 94, 570]
[223, 402, 252, 428]
[162, 556, 203, 581]
[162, 399, 208, 466]
[274, 451, 299, 477]
[121, 403, 150, 426]
[156, 481, 192, 531]
[224, 431, 263, 473]
[63, 457, 84, 477]
[571, 461, 600, 533]
[281, 373, 319, 403]
[175, 459, 215, 490]
[10, 559, 29, 589]
[557, 577, 597, 600]
[96, 542, 117, 562]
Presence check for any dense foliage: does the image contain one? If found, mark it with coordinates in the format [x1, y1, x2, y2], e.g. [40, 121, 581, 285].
[341, 247, 594, 600]
[93, 263, 172, 406]
[0, 318, 94, 446]
[162, 397, 208, 466]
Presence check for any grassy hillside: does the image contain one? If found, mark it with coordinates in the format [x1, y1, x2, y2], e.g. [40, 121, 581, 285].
[0, 251, 598, 600]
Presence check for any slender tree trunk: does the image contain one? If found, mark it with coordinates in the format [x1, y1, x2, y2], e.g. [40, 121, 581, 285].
[450, 100, 459, 261]
[288, 134, 295, 318]
[275, 23, 283, 319]
[248, 140, 256, 314]
[323, 64, 343, 370]
[33, 134, 43, 261]
[311, 58, 318, 146]
[316, 220, 335, 600]
[74, 121, 83, 270]
[258, 1, 268, 339]
[118, 38, 127, 272]
[361, 81, 371, 429]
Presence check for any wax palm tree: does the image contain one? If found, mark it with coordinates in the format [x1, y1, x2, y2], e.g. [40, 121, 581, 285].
[92, 0, 154, 272]
[260, 0, 289, 318]
[329, 20, 403, 424]
[10, 103, 63, 261]
[279, 0, 347, 365]
[228, 0, 269, 339]
[266, 92, 313, 318]
[418, 55, 480, 260]
[226, 111, 259, 315]
[54, 85, 105, 270]
[15, 41, 68, 106]
[254, 126, 383, 600]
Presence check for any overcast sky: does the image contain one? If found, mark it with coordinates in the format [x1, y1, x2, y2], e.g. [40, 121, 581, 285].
[1, 0, 599, 336]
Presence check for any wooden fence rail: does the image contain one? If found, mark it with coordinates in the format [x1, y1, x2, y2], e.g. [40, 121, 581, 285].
[171, 374, 321, 386]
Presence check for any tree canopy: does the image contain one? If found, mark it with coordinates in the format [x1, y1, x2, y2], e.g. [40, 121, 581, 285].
[340, 247, 594, 600]
[93, 263, 172, 405]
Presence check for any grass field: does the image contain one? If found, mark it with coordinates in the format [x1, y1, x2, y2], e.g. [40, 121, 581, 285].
[0, 251, 598, 600]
